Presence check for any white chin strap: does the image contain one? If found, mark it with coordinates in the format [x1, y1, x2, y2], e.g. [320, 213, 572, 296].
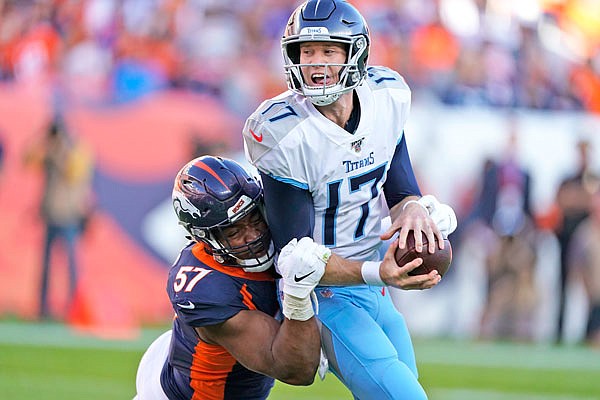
[239, 243, 276, 272]
[308, 92, 341, 106]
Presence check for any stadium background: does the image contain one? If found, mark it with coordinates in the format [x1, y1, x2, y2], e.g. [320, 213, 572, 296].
[1, 0, 600, 398]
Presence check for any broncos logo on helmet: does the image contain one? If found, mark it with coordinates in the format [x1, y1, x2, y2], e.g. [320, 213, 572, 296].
[172, 156, 275, 272]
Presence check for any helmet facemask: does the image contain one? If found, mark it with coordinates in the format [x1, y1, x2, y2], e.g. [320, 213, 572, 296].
[180, 194, 276, 273]
[196, 203, 275, 273]
[283, 32, 368, 106]
[172, 156, 276, 273]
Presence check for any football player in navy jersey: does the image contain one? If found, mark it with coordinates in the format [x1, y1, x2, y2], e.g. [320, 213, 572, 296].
[242, 1, 457, 399]
[134, 156, 332, 400]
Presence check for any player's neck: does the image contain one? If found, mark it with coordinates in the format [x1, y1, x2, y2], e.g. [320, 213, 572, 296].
[315, 91, 355, 129]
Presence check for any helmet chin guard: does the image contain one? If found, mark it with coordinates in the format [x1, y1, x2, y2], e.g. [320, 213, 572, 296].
[282, 1, 370, 106]
[238, 243, 276, 272]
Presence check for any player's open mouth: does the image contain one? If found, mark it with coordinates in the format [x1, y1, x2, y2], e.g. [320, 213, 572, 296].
[311, 73, 332, 86]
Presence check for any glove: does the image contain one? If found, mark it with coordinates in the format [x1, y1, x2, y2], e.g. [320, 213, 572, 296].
[430, 203, 457, 238]
[418, 195, 458, 238]
[278, 237, 330, 299]
[318, 348, 329, 380]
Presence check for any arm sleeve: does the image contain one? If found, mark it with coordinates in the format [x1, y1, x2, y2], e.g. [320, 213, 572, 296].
[260, 172, 315, 251]
[383, 133, 422, 209]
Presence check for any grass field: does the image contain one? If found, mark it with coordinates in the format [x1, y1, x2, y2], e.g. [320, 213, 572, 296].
[1, 320, 599, 399]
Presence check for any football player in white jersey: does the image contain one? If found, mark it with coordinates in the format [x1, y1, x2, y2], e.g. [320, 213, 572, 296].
[242, 1, 456, 399]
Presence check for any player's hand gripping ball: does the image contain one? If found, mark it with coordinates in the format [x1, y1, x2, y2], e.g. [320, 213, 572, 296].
[395, 231, 453, 277]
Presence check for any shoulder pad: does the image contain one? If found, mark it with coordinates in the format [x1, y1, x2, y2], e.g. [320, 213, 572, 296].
[243, 94, 308, 165]
[365, 66, 410, 92]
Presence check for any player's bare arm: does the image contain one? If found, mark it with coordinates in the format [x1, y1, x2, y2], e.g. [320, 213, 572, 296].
[318, 248, 440, 289]
[280, 238, 441, 290]
[191, 237, 329, 386]
[196, 310, 320, 386]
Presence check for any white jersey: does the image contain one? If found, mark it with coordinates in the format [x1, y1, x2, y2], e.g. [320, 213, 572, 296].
[243, 66, 411, 261]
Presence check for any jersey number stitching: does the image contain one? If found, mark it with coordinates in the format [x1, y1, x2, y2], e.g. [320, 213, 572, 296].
[262, 101, 298, 122]
[324, 164, 386, 246]
[173, 266, 211, 293]
[367, 66, 399, 85]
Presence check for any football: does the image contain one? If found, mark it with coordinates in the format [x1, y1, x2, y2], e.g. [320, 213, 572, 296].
[395, 231, 453, 277]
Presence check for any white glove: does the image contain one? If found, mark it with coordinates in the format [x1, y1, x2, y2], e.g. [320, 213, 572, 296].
[418, 195, 458, 238]
[318, 348, 329, 380]
[430, 203, 457, 238]
[278, 237, 330, 299]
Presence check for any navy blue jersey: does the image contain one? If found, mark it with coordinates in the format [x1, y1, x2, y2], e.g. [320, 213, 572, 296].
[160, 242, 279, 400]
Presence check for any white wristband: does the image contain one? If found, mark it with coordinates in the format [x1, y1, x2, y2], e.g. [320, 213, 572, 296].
[282, 293, 314, 321]
[361, 261, 385, 286]
[402, 199, 429, 214]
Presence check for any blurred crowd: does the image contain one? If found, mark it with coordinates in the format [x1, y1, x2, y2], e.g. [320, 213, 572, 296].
[455, 124, 600, 347]
[2, 0, 600, 346]
[1, 0, 600, 117]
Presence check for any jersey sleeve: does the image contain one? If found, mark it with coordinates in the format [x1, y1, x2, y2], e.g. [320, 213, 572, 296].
[366, 66, 412, 137]
[167, 254, 249, 328]
[174, 284, 244, 328]
[366, 66, 416, 207]
[260, 171, 315, 251]
[382, 133, 421, 209]
[242, 95, 311, 189]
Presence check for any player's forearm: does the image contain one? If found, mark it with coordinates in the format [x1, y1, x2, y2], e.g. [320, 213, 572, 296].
[270, 318, 320, 385]
[320, 252, 365, 285]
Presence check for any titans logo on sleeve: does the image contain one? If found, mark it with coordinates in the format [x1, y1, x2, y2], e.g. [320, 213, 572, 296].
[160, 242, 279, 400]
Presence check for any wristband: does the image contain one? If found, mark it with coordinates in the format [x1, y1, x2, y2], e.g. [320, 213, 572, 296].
[402, 199, 429, 214]
[282, 293, 314, 321]
[361, 261, 385, 286]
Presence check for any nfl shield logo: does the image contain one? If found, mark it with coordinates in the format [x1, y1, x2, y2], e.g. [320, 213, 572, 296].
[351, 138, 363, 153]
